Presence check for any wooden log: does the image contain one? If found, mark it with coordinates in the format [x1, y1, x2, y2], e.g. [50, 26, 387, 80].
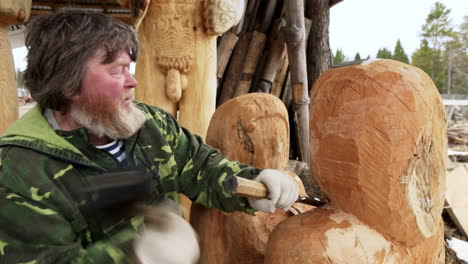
[283, 0, 310, 166]
[217, 32, 250, 106]
[281, 72, 292, 108]
[252, 0, 278, 34]
[0, 0, 31, 134]
[309, 59, 447, 246]
[256, 18, 287, 94]
[445, 166, 468, 237]
[234, 31, 267, 97]
[242, 0, 261, 33]
[265, 59, 447, 262]
[217, 31, 239, 80]
[216, 31, 239, 96]
[305, 0, 331, 89]
[191, 93, 314, 264]
[265, 207, 445, 263]
[270, 56, 288, 97]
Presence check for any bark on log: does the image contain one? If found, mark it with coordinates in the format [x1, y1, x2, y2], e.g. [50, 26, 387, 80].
[0, 0, 31, 134]
[305, 0, 332, 89]
[283, 0, 310, 166]
[191, 93, 314, 264]
[264, 60, 447, 263]
[216, 31, 239, 96]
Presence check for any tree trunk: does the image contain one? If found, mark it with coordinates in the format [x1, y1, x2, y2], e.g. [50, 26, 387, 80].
[283, 0, 310, 166]
[305, 0, 332, 88]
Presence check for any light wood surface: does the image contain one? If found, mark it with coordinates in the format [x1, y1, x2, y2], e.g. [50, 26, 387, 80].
[0, 0, 31, 134]
[191, 93, 314, 264]
[133, 0, 244, 139]
[265, 59, 447, 263]
[445, 166, 468, 237]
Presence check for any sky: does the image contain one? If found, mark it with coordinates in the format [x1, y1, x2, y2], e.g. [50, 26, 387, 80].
[11, 0, 468, 70]
[330, 0, 468, 61]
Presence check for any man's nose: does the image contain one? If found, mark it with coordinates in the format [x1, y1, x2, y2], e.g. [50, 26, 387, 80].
[125, 71, 138, 89]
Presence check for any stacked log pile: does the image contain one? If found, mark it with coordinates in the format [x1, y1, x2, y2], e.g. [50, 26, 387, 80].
[216, 0, 335, 166]
[446, 105, 468, 163]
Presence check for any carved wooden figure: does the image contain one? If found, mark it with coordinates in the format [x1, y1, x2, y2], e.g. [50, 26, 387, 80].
[117, 0, 245, 220]
[0, 0, 31, 134]
[265, 60, 447, 263]
[190, 93, 314, 264]
[119, 0, 245, 139]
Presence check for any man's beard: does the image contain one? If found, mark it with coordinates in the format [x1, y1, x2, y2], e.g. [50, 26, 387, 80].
[69, 92, 146, 140]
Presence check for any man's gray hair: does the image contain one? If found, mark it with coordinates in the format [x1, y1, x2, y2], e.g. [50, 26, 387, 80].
[24, 10, 140, 111]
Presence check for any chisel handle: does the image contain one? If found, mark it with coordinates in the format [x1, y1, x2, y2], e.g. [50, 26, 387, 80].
[232, 176, 327, 207]
[232, 176, 268, 199]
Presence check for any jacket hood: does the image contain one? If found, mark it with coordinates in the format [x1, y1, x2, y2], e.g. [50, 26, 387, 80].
[1, 104, 83, 156]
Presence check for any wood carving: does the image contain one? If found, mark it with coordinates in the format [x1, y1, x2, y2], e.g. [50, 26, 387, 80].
[191, 93, 314, 264]
[123, 0, 244, 138]
[120, 0, 244, 220]
[0, 0, 31, 134]
[265, 59, 447, 263]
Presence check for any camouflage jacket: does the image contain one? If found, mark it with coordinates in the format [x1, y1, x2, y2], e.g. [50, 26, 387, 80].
[0, 102, 259, 263]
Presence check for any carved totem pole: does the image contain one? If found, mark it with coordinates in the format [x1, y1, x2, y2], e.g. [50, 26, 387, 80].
[0, 0, 31, 134]
[118, 0, 245, 139]
[117, 0, 245, 219]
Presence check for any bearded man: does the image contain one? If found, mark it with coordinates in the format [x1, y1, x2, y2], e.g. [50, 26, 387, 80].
[0, 10, 299, 264]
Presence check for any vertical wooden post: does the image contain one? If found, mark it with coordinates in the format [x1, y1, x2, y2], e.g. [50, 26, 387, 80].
[283, 0, 310, 166]
[0, 24, 18, 134]
[0, 0, 31, 134]
[305, 0, 332, 88]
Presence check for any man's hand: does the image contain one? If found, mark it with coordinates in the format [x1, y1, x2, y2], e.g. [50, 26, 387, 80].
[247, 169, 300, 213]
[133, 204, 200, 264]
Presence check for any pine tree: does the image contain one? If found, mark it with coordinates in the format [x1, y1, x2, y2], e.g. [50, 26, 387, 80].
[420, 1, 453, 83]
[412, 39, 446, 92]
[333, 49, 345, 65]
[354, 52, 361, 61]
[445, 18, 468, 94]
[376, 48, 392, 59]
[392, 39, 409, 64]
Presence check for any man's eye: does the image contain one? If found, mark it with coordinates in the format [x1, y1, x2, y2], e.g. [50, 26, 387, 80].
[111, 69, 123, 75]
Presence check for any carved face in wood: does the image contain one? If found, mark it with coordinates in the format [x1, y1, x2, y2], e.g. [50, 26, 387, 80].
[146, 0, 196, 73]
